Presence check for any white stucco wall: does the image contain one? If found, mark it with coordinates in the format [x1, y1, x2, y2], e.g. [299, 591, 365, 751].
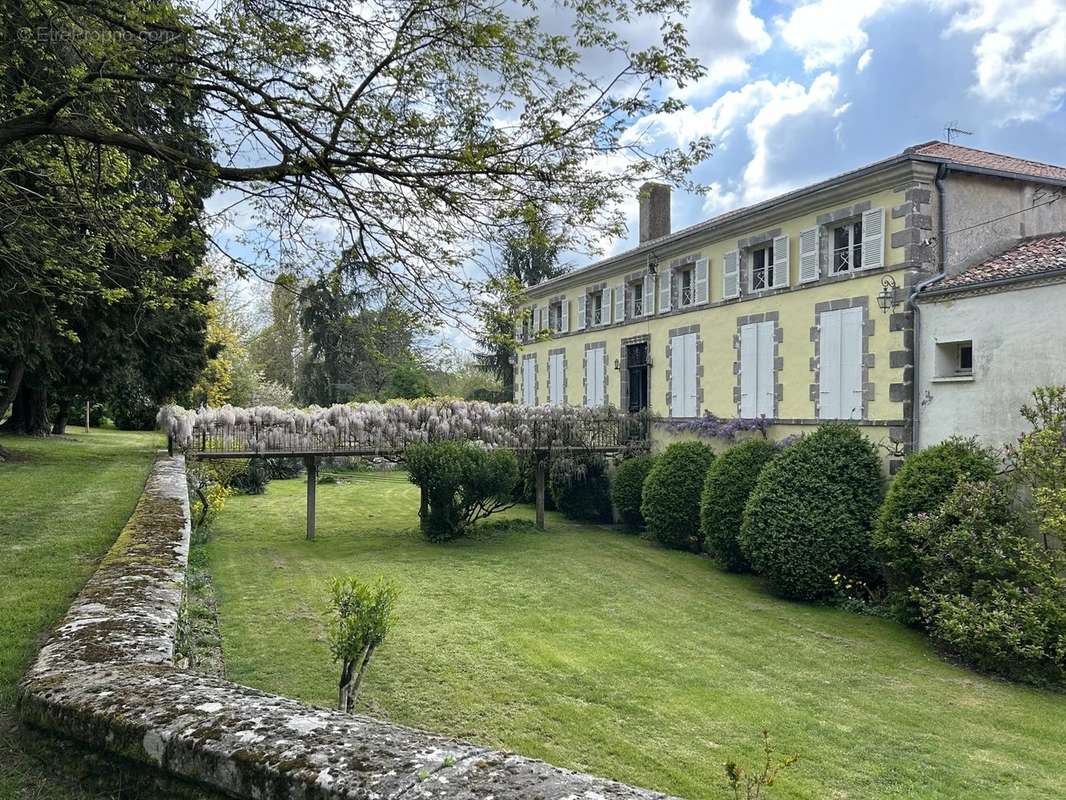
[917, 281, 1066, 449]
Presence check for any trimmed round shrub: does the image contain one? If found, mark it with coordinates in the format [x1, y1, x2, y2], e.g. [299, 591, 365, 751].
[611, 455, 657, 530]
[700, 439, 779, 571]
[909, 480, 1066, 686]
[873, 436, 998, 617]
[740, 423, 883, 600]
[641, 441, 716, 551]
[549, 454, 613, 522]
[406, 441, 518, 542]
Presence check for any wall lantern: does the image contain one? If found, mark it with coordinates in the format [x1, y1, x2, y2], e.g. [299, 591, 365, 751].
[646, 252, 659, 274]
[877, 276, 900, 314]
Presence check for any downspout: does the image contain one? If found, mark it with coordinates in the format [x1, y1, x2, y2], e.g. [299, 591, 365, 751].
[905, 163, 949, 454]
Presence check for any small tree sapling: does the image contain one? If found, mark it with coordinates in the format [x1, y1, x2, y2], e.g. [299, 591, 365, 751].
[327, 577, 399, 713]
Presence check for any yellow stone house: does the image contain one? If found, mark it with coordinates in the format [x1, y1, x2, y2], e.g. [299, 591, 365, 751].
[513, 141, 1066, 471]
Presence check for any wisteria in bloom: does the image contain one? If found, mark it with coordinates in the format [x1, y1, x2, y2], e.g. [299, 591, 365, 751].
[661, 412, 771, 442]
[157, 400, 644, 454]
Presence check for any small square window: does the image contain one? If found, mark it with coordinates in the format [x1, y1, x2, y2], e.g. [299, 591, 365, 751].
[934, 340, 974, 380]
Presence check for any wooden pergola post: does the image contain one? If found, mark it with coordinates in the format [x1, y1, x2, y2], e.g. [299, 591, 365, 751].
[305, 455, 318, 541]
[535, 453, 547, 531]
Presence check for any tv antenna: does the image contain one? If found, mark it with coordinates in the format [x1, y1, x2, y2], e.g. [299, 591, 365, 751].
[944, 121, 973, 143]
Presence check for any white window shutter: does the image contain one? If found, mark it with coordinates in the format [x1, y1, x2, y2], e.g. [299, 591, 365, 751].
[819, 311, 842, 419]
[670, 335, 683, 416]
[684, 334, 697, 417]
[723, 250, 740, 299]
[772, 235, 790, 289]
[643, 274, 655, 315]
[842, 308, 864, 420]
[694, 257, 709, 304]
[739, 324, 757, 418]
[861, 207, 885, 269]
[614, 284, 624, 323]
[659, 270, 672, 313]
[576, 295, 586, 330]
[799, 227, 819, 283]
[757, 321, 775, 417]
[559, 299, 569, 333]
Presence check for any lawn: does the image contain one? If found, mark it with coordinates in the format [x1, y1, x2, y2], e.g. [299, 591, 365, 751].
[0, 428, 160, 799]
[205, 471, 1066, 800]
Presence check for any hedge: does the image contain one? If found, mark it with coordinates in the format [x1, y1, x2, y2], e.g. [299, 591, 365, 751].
[740, 423, 883, 600]
[700, 439, 778, 571]
[610, 455, 657, 530]
[549, 454, 613, 522]
[641, 441, 716, 551]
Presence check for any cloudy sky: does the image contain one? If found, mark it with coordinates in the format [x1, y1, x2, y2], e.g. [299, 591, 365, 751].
[599, 0, 1066, 257]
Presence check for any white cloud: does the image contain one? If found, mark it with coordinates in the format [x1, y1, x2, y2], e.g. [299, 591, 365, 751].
[934, 0, 1066, 121]
[742, 72, 842, 202]
[780, 0, 1066, 121]
[778, 0, 887, 70]
[672, 0, 772, 100]
[701, 182, 742, 215]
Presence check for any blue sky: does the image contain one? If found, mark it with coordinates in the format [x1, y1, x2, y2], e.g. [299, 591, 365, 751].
[598, 0, 1066, 258]
[214, 0, 1066, 353]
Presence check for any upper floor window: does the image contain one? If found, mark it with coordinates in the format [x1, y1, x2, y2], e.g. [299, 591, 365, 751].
[590, 290, 605, 326]
[679, 267, 694, 306]
[831, 220, 863, 274]
[548, 301, 563, 332]
[749, 243, 775, 291]
[630, 280, 644, 317]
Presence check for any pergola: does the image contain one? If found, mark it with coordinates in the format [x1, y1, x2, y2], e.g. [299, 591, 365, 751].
[162, 402, 650, 539]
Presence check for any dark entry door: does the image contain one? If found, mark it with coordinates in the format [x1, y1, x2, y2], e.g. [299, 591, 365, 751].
[626, 342, 649, 413]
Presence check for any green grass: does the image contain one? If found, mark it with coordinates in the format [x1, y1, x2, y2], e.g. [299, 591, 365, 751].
[206, 472, 1066, 800]
[0, 428, 160, 799]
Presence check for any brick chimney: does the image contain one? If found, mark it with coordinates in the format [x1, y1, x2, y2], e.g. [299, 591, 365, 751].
[638, 182, 671, 243]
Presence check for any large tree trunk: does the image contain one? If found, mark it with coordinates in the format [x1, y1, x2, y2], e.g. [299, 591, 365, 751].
[0, 360, 26, 422]
[2, 379, 50, 435]
[51, 399, 71, 435]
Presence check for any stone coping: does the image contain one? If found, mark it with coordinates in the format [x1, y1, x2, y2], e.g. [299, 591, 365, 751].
[19, 455, 674, 800]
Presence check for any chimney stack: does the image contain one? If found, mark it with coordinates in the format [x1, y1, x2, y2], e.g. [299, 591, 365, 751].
[638, 182, 671, 243]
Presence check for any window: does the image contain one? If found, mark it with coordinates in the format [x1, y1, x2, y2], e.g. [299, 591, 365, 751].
[522, 357, 537, 405]
[630, 281, 644, 317]
[739, 321, 775, 419]
[590, 291, 605, 326]
[669, 332, 698, 417]
[585, 347, 606, 407]
[549, 352, 565, 404]
[818, 308, 864, 420]
[831, 220, 863, 274]
[934, 340, 974, 379]
[749, 243, 775, 291]
[679, 267, 694, 306]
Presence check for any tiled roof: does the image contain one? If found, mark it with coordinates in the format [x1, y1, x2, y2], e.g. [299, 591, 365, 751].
[930, 234, 1066, 292]
[907, 141, 1066, 183]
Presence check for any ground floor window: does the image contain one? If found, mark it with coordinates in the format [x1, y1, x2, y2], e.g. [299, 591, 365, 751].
[549, 352, 565, 405]
[818, 307, 864, 419]
[739, 321, 775, 418]
[585, 346, 606, 407]
[522, 357, 537, 405]
[670, 332, 698, 417]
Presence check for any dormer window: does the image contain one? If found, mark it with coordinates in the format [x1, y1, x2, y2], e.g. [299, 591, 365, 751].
[749, 243, 775, 291]
[831, 220, 863, 274]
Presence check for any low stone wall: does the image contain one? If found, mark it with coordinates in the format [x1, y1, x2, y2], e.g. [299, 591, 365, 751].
[19, 455, 675, 800]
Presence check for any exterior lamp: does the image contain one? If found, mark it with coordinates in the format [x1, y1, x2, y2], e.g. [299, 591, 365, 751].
[877, 276, 900, 314]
